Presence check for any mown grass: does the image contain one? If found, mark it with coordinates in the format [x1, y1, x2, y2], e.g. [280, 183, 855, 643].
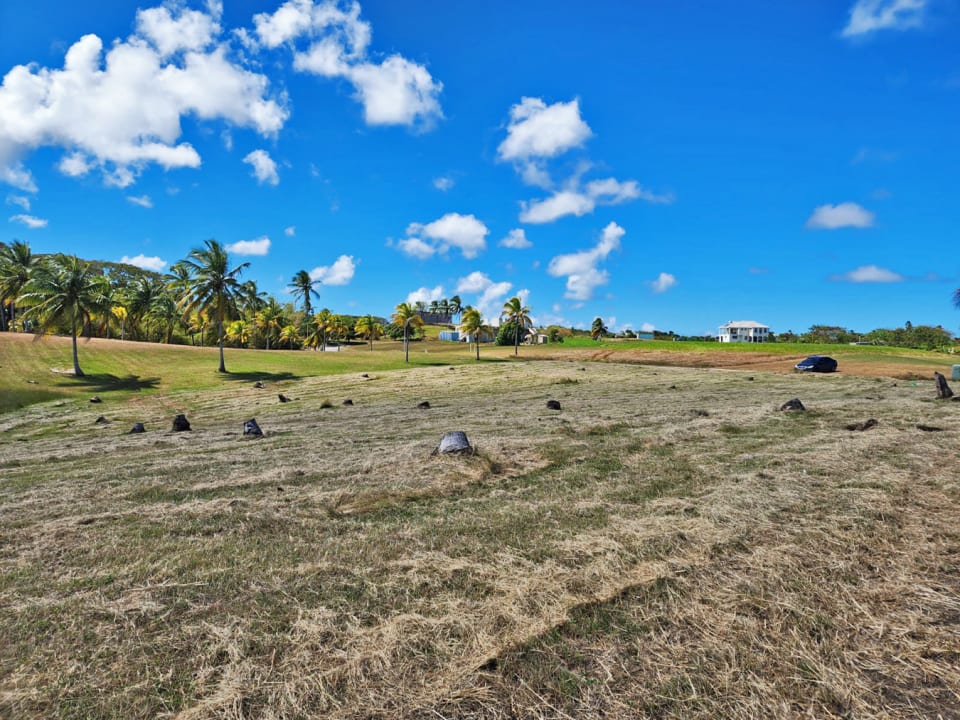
[1, 341, 959, 719]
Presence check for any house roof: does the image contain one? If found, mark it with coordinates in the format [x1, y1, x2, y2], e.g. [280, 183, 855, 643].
[719, 320, 769, 329]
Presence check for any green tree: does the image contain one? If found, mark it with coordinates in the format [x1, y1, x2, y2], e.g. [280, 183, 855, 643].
[307, 308, 334, 351]
[448, 295, 463, 318]
[18, 255, 110, 377]
[254, 299, 284, 350]
[591, 317, 608, 341]
[0, 240, 39, 332]
[391, 302, 423, 363]
[146, 293, 181, 343]
[226, 319, 250, 347]
[500, 296, 532, 356]
[354, 314, 383, 351]
[289, 270, 321, 317]
[279, 323, 301, 349]
[177, 239, 250, 373]
[458, 306, 484, 360]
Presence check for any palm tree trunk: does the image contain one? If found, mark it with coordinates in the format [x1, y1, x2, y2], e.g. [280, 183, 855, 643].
[515, 325, 520, 356]
[475, 338, 480, 361]
[404, 327, 409, 362]
[217, 317, 226, 373]
[71, 318, 84, 377]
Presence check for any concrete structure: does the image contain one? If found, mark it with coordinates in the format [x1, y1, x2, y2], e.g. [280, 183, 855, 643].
[718, 320, 770, 343]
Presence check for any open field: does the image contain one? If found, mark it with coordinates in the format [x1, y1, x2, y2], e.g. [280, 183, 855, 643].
[1, 335, 959, 718]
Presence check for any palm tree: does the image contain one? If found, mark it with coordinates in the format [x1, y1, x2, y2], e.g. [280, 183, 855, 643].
[448, 295, 463, 319]
[289, 270, 321, 316]
[18, 255, 110, 377]
[279, 323, 300, 349]
[178, 239, 250, 373]
[458, 306, 484, 361]
[123, 276, 164, 340]
[591, 317, 608, 341]
[226, 319, 250, 347]
[355, 314, 383, 350]
[438, 298, 451, 322]
[254, 299, 284, 350]
[501, 296, 532, 357]
[146, 293, 181, 343]
[112, 305, 128, 341]
[308, 308, 334, 351]
[0, 240, 38, 332]
[392, 301, 423, 363]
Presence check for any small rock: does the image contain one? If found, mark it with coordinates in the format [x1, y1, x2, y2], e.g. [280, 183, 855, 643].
[94, 415, 109, 424]
[253, 380, 265, 389]
[669, 385, 677, 390]
[342, 399, 353, 406]
[278, 393, 291, 403]
[780, 398, 805, 412]
[747, 377, 755, 381]
[243, 418, 263, 438]
[90, 396, 102, 404]
[129, 422, 146, 434]
[435, 431, 473, 455]
[417, 401, 431, 409]
[172, 414, 191, 431]
[546, 399, 562, 410]
[26, 379, 37, 384]
[846, 418, 878, 431]
[934, 372, 954, 399]
[361, 373, 369, 378]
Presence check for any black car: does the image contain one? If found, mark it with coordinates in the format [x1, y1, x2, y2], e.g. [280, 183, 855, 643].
[795, 355, 838, 373]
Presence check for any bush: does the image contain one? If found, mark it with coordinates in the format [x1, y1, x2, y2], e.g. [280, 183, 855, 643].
[495, 321, 525, 346]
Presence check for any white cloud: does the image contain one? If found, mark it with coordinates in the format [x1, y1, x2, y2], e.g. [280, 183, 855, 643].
[0, 6, 288, 191]
[453, 271, 513, 321]
[227, 236, 271, 256]
[9, 213, 47, 229]
[639, 322, 656, 333]
[433, 176, 454, 192]
[547, 222, 624, 300]
[285, 225, 296, 236]
[400, 212, 488, 259]
[650, 272, 677, 293]
[805, 202, 875, 229]
[126, 194, 153, 208]
[406, 285, 444, 304]
[5, 194, 29, 211]
[119, 254, 167, 272]
[842, 0, 927, 37]
[498, 228, 532, 249]
[254, 0, 442, 129]
[498, 97, 591, 163]
[456, 271, 494, 294]
[832, 264, 904, 282]
[520, 177, 672, 224]
[309, 254, 355, 285]
[243, 149, 279, 185]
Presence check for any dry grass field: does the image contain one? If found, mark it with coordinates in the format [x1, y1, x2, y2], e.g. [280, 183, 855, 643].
[1, 345, 959, 718]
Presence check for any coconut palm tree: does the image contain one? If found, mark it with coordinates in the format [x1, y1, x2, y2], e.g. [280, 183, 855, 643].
[501, 296, 532, 356]
[591, 317, 608, 341]
[279, 323, 300, 349]
[254, 299, 284, 350]
[307, 308, 334, 351]
[18, 255, 110, 377]
[226, 319, 250, 347]
[123, 276, 164, 340]
[458, 306, 484, 361]
[289, 270, 321, 316]
[392, 301, 423, 363]
[177, 239, 250, 373]
[0, 240, 38, 332]
[448, 295, 463, 319]
[146, 293, 181, 343]
[355, 314, 383, 350]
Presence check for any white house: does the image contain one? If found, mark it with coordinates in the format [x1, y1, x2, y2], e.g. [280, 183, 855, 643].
[718, 320, 770, 343]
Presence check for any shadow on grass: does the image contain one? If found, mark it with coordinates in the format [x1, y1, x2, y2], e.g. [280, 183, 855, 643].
[0, 388, 68, 414]
[57, 374, 161, 393]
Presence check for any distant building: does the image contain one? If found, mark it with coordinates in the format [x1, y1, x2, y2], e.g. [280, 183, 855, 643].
[718, 320, 770, 343]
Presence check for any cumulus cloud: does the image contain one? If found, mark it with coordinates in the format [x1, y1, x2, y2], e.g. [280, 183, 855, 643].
[842, 0, 927, 37]
[650, 272, 677, 293]
[498, 228, 532, 249]
[0, 4, 288, 191]
[547, 222, 624, 300]
[498, 97, 591, 163]
[243, 149, 279, 185]
[127, 195, 153, 208]
[9, 213, 47, 229]
[309, 254, 355, 285]
[521, 178, 672, 224]
[227, 236, 271, 255]
[831, 264, 904, 282]
[400, 212, 488, 259]
[5, 194, 30, 211]
[119, 254, 167, 272]
[454, 271, 513, 321]
[285, 225, 296, 236]
[253, 0, 442, 129]
[406, 285, 444, 304]
[805, 202, 875, 229]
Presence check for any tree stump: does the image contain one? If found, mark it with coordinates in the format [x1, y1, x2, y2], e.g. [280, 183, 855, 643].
[342, 399, 353, 406]
[94, 415, 109, 425]
[129, 423, 146, 434]
[172, 414, 191, 431]
[434, 431, 473, 455]
[780, 398, 805, 412]
[278, 393, 291, 403]
[417, 401, 431, 409]
[243, 418, 263, 438]
[934, 372, 954, 399]
[546, 400, 562, 410]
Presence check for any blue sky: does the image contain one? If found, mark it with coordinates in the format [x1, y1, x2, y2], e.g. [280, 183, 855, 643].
[1, 0, 958, 336]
